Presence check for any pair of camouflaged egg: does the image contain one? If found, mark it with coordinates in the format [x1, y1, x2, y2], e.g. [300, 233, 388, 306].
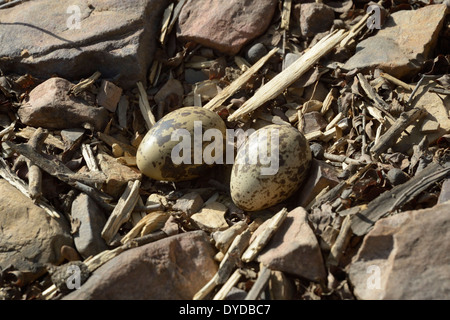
[136, 107, 311, 211]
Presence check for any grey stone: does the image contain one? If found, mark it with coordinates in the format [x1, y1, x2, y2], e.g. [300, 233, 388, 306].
[309, 142, 324, 159]
[0, 180, 73, 281]
[173, 192, 204, 216]
[246, 43, 268, 64]
[386, 168, 409, 186]
[0, 0, 170, 89]
[71, 193, 108, 260]
[184, 69, 209, 84]
[61, 128, 85, 145]
[63, 231, 218, 300]
[225, 287, 248, 300]
[284, 53, 301, 69]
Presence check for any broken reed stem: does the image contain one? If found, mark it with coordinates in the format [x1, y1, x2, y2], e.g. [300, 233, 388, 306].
[101, 180, 141, 245]
[193, 228, 252, 300]
[213, 269, 242, 300]
[313, 163, 374, 209]
[0, 121, 15, 140]
[68, 71, 101, 96]
[16, 126, 65, 150]
[72, 181, 115, 211]
[280, 0, 292, 30]
[5, 141, 107, 187]
[379, 72, 413, 91]
[81, 143, 99, 172]
[356, 73, 395, 122]
[137, 82, 156, 130]
[327, 215, 352, 266]
[321, 89, 335, 115]
[120, 211, 169, 244]
[25, 127, 48, 200]
[203, 47, 278, 112]
[159, 2, 174, 45]
[228, 30, 346, 122]
[407, 74, 427, 105]
[370, 107, 426, 158]
[245, 264, 271, 300]
[323, 152, 365, 166]
[241, 208, 288, 263]
[361, 107, 367, 156]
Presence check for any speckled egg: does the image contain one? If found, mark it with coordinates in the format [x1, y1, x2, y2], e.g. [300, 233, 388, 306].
[230, 124, 312, 211]
[136, 107, 226, 181]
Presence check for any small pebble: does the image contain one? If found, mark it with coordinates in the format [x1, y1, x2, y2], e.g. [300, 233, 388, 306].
[60, 245, 82, 262]
[246, 43, 267, 64]
[309, 143, 324, 159]
[284, 53, 301, 70]
[184, 69, 208, 84]
[386, 168, 409, 186]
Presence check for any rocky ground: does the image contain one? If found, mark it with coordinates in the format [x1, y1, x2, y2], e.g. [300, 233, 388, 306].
[0, 0, 449, 300]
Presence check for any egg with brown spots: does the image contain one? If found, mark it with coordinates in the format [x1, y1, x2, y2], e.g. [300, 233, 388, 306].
[230, 124, 311, 211]
[136, 107, 226, 181]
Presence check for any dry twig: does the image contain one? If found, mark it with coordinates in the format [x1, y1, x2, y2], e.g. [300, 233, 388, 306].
[101, 180, 141, 245]
[241, 208, 288, 263]
[228, 30, 347, 121]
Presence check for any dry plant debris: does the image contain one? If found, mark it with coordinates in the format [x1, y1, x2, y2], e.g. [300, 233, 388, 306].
[0, 0, 449, 301]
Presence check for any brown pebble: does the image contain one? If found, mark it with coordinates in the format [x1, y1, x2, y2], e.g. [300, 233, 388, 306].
[61, 245, 82, 262]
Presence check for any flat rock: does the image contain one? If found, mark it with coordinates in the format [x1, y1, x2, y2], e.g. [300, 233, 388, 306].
[63, 231, 218, 300]
[71, 193, 108, 259]
[348, 202, 450, 299]
[190, 202, 229, 232]
[96, 80, 122, 113]
[300, 3, 335, 38]
[0, 0, 169, 89]
[172, 192, 204, 216]
[255, 207, 327, 282]
[344, 5, 449, 78]
[302, 111, 328, 134]
[0, 180, 73, 280]
[177, 0, 278, 55]
[18, 77, 109, 131]
[60, 128, 85, 146]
